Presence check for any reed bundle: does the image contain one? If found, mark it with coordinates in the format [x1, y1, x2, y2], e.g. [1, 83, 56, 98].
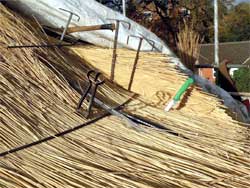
[71, 46, 236, 121]
[0, 5, 130, 152]
[176, 22, 202, 71]
[1, 4, 250, 188]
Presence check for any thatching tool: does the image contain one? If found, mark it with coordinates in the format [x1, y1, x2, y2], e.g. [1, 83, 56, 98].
[77, 70, 105, 119]
[127, 35, 144, 91]
[85, 94, 185, 135]
[130, 34, 160, 52]
[75, 70, 138, 127]
[7, 8, 80, 49]
[60, 23, 115, 33]
[138, 34, 157, 51]
[165, 77, 194, 112]
[43, 23, 115, 37]
[0, 96, 185, 158]
[58, 8, 80, 42]
[107, 19, 131, 82]
[121, 113, 188, 139]
[7, 23, 115, 49]
[76, 75, 183, 135]
[7, 41, 78, 49]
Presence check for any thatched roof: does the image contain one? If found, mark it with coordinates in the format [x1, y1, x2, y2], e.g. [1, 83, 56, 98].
[1, 5, 250, 188]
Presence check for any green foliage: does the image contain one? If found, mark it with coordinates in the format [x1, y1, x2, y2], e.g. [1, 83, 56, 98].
[233, 68, 250, 92]
[178, 0, 233, 43]
[223, 3, 250, 92]
[220, 2, 250, 42]
[179, 0, 212, 42]
[178, 1, 250, 43]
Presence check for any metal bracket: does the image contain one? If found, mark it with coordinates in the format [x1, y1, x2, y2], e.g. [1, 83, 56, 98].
[107, 19, 131, 30]
[7, 8, 80, 49]
[127, 35, 144, 91]
[107, 18, 131, 82]
[127, 34, 158, 52]
[59, 8, 80, 42]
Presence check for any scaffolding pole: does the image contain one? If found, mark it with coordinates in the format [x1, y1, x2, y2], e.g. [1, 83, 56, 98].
[122, 0, 126, 16]
[214, 0, 219, 66]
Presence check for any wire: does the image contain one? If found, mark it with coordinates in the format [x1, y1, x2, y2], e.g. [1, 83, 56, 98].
[0, 112, 110, 158]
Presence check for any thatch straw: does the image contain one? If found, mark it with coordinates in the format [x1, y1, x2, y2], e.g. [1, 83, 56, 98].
[0, 5, 130, 151]
[176, 22, 202, 71]
[1, 4, 250, 188]
[71, 46, 238, 121]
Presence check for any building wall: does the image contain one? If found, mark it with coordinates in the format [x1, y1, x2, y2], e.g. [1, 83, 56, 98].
[199, 68, 215, 83]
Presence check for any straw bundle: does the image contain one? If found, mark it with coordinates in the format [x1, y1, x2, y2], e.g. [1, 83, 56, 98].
[176, 22, 202, 71]
[71, 46, 235, 121]
[0, 5, 130, 151]
[1, 4, 250, 188]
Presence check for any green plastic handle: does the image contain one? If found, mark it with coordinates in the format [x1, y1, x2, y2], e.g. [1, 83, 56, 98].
[173, 78, 194, 101]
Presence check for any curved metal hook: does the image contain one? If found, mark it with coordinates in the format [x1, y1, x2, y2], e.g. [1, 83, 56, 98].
[59, 8, 80, 21]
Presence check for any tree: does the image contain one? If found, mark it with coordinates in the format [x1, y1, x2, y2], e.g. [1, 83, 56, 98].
[126, 0, 235, 48]
[219, 2, 250, 42]
[178, 0, 234, 43]
[233, 68, 250, 92]
[220, 2, 250, 93]
[127, 0, 194, 50]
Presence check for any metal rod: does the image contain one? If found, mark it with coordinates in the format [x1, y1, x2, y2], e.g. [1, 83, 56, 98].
[60, 13, 73, 41]
[226, 64, 250, 68]
[122, 0, 126, 16]
[59, 8, 80, 42]
[107, 19, 131, 82]
[110, 20, 120, 82]
[86, 83, 99, 118]
[243, 57, 250, 65]
[229, 92, 250, 97]
[87, 93, 138, 128]
[7, 43, 76, 49]
[128, 37, 143, 91]
[0, 107, 117, 158]
[195, 64, 250, 69]
[76, 71, 105, 118]
[214, 0, 219, 67]
[77, 82, 92, 110]
[122, 113, 188, 139]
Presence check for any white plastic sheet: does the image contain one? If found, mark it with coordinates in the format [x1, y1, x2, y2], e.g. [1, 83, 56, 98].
[5, 0, 250, 123]
[6, 0, 173, 53]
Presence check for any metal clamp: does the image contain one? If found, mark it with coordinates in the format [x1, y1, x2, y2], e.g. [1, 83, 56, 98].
[107, 19, 131, 30]
[59, 8, 80, 42]
[107, 19, 131, 82]
[139, 34, 157, 51]
[127, 34, 157, 52]
[77, 70, 105, 119]
[127, 35, 144, 91]
[7, 9, 80, 49]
